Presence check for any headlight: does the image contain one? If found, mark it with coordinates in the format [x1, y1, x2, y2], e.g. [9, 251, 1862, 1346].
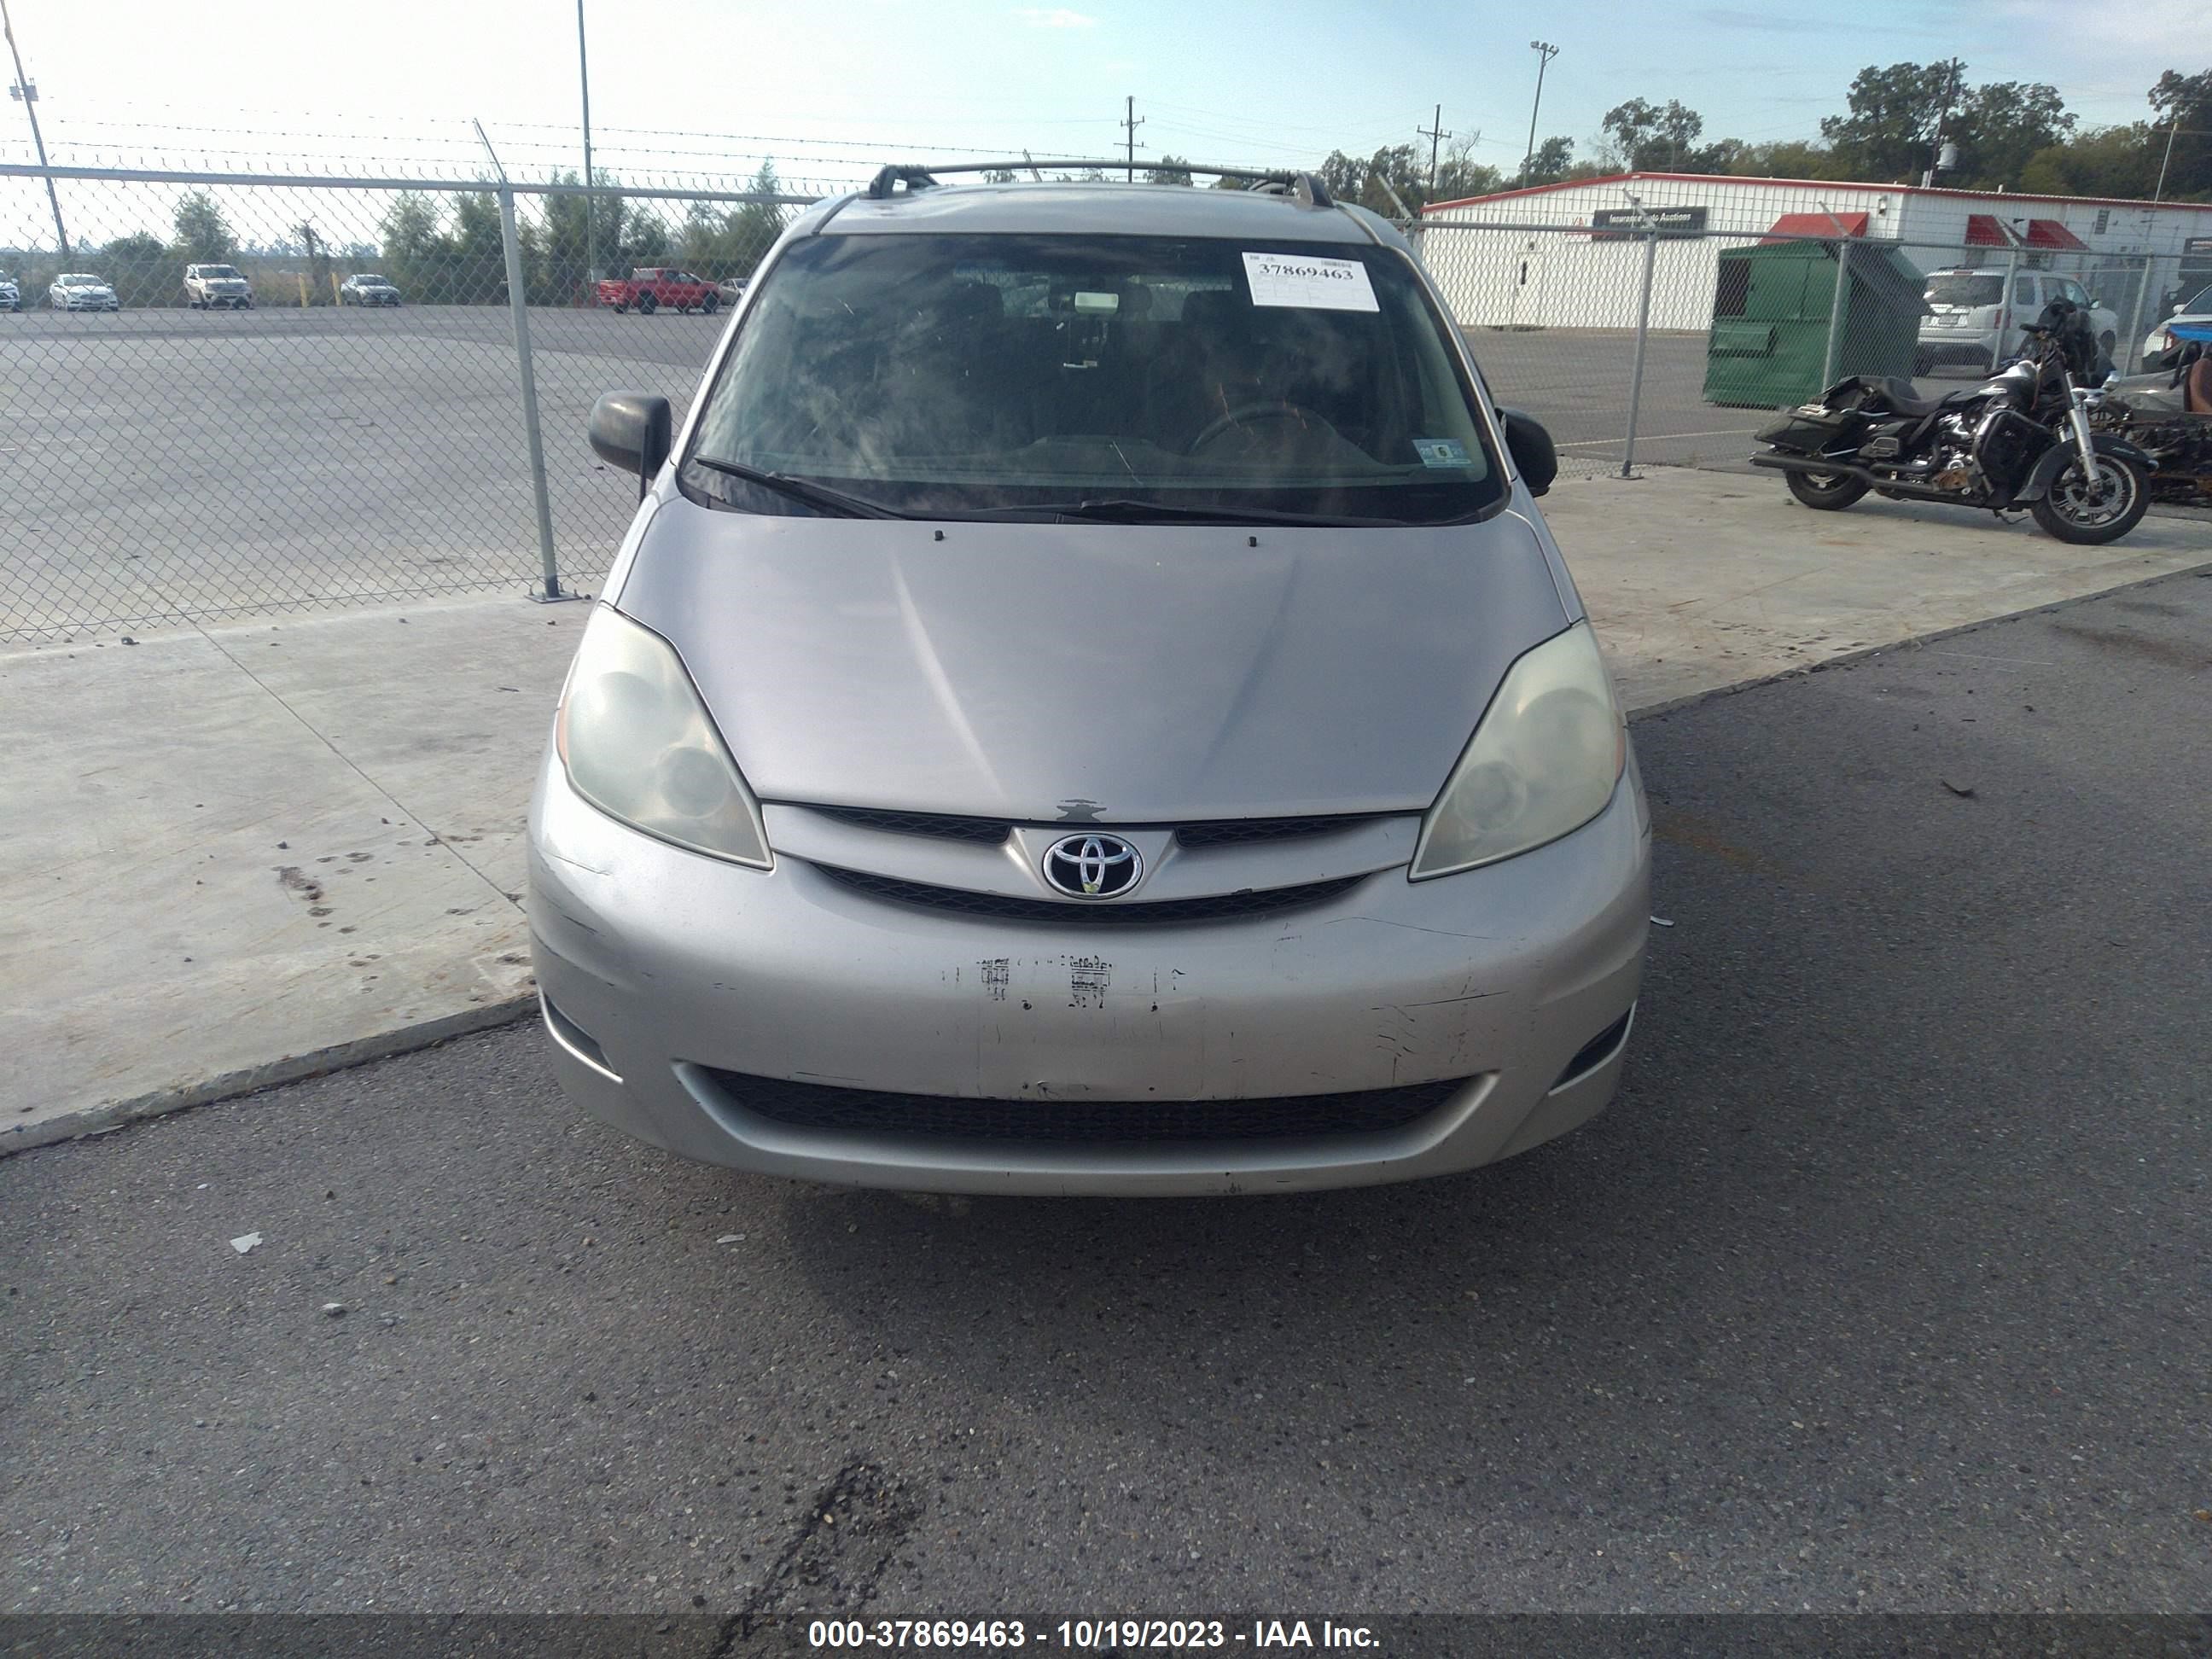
[554, 606, 772, 869]
[1408, 621, 1625, 880]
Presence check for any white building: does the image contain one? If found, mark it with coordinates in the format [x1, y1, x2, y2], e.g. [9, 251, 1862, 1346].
[1417, 171, 2212, 351]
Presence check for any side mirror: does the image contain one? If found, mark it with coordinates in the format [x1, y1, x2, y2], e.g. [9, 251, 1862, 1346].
[1495, 406, 1557, 497]
[589, 392, 673, 499]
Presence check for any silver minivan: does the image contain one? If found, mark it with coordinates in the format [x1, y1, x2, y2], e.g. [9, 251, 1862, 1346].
[528, 166, 1650, 1196]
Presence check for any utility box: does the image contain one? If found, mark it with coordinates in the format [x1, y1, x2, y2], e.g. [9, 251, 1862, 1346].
[1703, 239, 1927, 409]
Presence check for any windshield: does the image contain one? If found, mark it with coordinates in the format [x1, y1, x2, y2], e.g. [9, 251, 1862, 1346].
[59, 274, 100, 287]
[1926, 272, 2003, 308]
[355, 275, 388, 285]
[684, 231, 1501, 525]
[2181, 285, 2212, 316]
[201, 265, 242, 279]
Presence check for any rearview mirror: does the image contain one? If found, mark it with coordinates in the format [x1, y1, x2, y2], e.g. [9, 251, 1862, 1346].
[1495, 406, 1557, 497]
[589, 392, 673, 499]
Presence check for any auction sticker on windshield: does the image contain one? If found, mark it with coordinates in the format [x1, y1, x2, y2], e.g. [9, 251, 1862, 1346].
[1242, 252, 1379, 311]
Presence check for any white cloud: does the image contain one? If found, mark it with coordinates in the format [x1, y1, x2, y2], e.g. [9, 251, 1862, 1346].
[1012, 7, 1097, 26]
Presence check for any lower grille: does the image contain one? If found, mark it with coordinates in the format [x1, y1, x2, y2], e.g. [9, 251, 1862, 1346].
[814, 864, 1363, 925]
[698, 1069, 1470, 1144]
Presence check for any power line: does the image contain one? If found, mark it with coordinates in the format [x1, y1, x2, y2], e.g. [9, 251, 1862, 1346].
[1119, 95, 1144, 183]
[1418, 104, 1451, 195]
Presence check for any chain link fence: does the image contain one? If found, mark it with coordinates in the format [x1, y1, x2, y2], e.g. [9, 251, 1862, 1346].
[0, 162, 806, 641]
[1419, 217, 2179, 480]
[4, 159, 2197, 641]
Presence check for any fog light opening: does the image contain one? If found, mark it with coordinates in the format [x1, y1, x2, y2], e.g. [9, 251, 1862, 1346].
[541, 992, 622, 1083]
[1548, 1004, 1634, 1094]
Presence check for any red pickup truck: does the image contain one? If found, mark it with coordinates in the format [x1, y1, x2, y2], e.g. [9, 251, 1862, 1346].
[595, 268, 720, 315]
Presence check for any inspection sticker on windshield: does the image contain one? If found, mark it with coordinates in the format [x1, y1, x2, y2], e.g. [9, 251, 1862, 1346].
[1412, 438, 1473, 469]
[1242, 252, 1379, 312]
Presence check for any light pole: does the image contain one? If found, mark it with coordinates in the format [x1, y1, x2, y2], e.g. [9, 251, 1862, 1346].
[577, 0, 596, 286]
[1, 0, 68, 262]
[1522, 40, 1559, 183]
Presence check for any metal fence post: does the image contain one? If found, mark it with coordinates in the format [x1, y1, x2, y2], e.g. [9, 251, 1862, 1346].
[1619, 228, 1658, 479]
[496, 183, 567, 602]
[1820, 238, 1854, 388]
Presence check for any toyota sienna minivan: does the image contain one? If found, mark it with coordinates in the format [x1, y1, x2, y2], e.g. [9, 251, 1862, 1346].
[528, 164, 1650, 1196]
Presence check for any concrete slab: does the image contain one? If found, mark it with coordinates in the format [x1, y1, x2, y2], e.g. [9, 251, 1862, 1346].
[3, 471, 2206, 1154]
[1543, 468, 2212, 711]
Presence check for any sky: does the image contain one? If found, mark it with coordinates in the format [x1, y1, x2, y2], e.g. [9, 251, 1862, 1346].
[1, 0, 2203, 195]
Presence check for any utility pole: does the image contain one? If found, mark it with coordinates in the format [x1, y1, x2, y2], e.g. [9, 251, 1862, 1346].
[1523, 41, 1559, 183]
[577, 0, 596, 286]
[1, 0, 68, 262]
[1921, 59, 1962, 189]
[1418, 104, 1451, 198]
[1120, 95, 1144, 183]
[2152, 120, 2178, 202]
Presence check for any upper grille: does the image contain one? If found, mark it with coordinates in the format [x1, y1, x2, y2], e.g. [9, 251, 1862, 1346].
[1173, 814, 1376, 848]
[804, 805, 1012, 844]
[815, 864, 1363, 925]
[697, 1068, 1469, 1144]
[799, 804, 1388, 849]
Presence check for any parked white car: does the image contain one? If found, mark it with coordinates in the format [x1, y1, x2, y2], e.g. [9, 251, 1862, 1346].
[1916, 267, 2116, 375]
[184, 263, 254, 309]
[49, 272, 120, 311]
[2139, 283, 2212, 370]
[0, 271, 20, 312]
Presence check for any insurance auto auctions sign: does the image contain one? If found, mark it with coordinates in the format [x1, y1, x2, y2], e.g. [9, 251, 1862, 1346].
[1590, 206, 1708, 238]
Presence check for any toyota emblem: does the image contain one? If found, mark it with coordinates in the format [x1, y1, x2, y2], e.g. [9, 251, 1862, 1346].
[1042, 832, 1143, 899]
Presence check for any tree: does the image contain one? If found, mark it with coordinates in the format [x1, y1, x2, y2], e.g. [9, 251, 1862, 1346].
[2148, 69, 2212, 198]
[1723, 139, 1849, 181]
[102, 230, 170, 306]
[293, 220, 336, 304]
[1953, 80, 2073, 188]
[981, 166, 1018, 183]
[1518, 136, 1575, 187]
[2019, 123, 2161, 201]
[171, 190, 237, 264]
[1145, 154, 1194, 186]
[377, 192, 455, 302]
[450, 192, 508, 303]
[1820, 59, 1965, 181]
[1432, 134, 1501, 202]
[1600, 98, 1705, 172]
[669, 160, 789, 286]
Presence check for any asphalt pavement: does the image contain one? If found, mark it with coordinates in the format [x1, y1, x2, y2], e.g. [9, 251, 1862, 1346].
[5, 572, 2208, 1618]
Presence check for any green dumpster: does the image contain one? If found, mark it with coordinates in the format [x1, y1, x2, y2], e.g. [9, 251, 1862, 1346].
[1703, 239, 1926, 409]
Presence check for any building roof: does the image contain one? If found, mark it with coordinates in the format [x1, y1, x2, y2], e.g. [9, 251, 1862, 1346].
[1422, 170, 2212, 218]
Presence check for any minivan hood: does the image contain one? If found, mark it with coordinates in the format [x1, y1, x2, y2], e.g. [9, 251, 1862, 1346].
[613, 498, 1573, 823]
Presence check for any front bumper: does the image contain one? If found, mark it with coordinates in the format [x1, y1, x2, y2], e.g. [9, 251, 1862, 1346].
[527, 754, 1651, 1196]
[1918, 327, 1997, 365]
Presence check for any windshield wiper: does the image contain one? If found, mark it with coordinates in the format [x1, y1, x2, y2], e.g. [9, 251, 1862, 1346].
[688, 455, 907, 520]
[966, 498, 1402, 528]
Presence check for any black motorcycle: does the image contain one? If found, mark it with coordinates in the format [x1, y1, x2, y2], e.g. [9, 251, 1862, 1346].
[1751, 302, 2157, 545]
[2091, 326, 2212, 507]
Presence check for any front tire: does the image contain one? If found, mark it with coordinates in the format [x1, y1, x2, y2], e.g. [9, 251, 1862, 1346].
[2031, 453, 2148, 545]
[701, 294, 719, 315]
[1784, 469, 1870, 511]
[637, 293, 657, 316]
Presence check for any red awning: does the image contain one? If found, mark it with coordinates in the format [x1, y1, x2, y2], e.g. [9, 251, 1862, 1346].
[1763, 211, 1868, 242]
[1965, 213, 2009, 247]
[2024, 218, 2088, 250]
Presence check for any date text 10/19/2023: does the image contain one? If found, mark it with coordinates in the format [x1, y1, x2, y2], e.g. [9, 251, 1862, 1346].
[807, 1620, 1382, 1650]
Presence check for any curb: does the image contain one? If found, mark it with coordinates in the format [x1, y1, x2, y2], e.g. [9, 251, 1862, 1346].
[7, 555, 2209, 1162]
[1621, 554, 2212, 726]
[1, 996, 538, 1159]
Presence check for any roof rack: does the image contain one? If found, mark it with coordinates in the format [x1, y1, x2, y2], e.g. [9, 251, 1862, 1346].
[862, 160, 1332, 209]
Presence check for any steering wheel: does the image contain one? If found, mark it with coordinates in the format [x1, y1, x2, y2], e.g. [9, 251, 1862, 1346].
[1188, 400, 1332, 453]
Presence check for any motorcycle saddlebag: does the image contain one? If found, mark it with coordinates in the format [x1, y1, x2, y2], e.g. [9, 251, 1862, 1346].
[1755, 405, 1862, 453]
